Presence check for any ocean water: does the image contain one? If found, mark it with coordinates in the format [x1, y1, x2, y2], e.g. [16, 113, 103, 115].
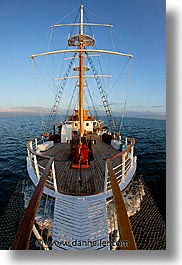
[0, 115, 166, 220]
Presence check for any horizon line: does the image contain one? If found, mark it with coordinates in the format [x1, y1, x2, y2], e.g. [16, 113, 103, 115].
[0, 109, 166, 120]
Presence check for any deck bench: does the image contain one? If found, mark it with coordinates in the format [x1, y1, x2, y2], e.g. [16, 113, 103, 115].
[37, 141, 54, 152]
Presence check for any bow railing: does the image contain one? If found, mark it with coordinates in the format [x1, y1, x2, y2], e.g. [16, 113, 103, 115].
[106, 137, 136, 191]
[12, 157, 55, 250]
[27, 137, 58, 192]
[106, 158, 137, 250]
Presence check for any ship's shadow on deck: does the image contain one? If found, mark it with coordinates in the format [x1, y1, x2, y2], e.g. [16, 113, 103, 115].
[39, 134, 120, 196]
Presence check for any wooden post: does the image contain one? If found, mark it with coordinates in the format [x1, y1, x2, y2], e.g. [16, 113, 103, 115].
[27, 148, 30, 161]
[104, 162, 108, 193]
[32, 225, 49, 250]
[51, 161, 58, 192]
[35, 138, 38, 149]
[122, 153, 125, 180]
[33, 155, 40, 180]
[30, 140, 33, 150]
[131, 146, 134, 166]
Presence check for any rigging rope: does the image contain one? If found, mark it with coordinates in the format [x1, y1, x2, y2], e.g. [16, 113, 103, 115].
[119, 58, 133, 133]
[45, 53, 77, 134]
[107, 58, 130, 96]
[85, 79, 98, 118]
[83, 90, 93, 116]
[54, 6, 78, 25]
[34, 60, 53, 93]
[45, 28, 54, 75]
[87, 54, 116, 131]
[32, 59, 47, 131]
[64, 81, 78, 120]
[84, 6, 110, 25]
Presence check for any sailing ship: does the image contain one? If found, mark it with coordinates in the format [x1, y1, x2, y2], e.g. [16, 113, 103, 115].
[14, 4, 144, 250]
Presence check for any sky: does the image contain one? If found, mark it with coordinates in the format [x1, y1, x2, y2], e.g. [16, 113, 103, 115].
[0, 0, 166, 119]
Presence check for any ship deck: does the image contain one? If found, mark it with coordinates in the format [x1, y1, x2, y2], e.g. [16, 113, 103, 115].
[39, 134, 120, 195]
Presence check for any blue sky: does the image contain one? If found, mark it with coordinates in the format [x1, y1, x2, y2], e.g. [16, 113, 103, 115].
[0, 0, 166, 119]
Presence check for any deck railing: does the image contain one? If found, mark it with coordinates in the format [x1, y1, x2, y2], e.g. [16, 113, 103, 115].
[23, 135, 137, 250]
[27, 137, 58, 192]
[106, 159, 137, 250]
[28, 136, 136, 194]
[104, 137, 137, 250]
[12, 157, 54, 250]
[106, 137, 136, 191]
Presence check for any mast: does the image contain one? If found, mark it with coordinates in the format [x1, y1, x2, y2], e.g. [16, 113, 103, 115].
[79, 4, 84, 137]
[80, 4, 84, 35]
[30, 4, 133, 134]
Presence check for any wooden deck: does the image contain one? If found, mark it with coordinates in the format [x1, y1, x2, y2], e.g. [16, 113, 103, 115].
[39, 134, 120, 196]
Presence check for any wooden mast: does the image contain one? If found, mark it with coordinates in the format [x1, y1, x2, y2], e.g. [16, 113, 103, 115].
[79, 4, 84, 137]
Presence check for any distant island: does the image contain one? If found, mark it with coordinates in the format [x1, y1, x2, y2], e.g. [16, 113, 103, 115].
[0, 107, 166, 120]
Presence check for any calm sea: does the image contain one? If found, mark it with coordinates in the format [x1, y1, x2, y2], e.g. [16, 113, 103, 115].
[0, 115, 166, 220]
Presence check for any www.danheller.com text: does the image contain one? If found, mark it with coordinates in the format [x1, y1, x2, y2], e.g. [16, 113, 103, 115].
[35, 239, 130, 248]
